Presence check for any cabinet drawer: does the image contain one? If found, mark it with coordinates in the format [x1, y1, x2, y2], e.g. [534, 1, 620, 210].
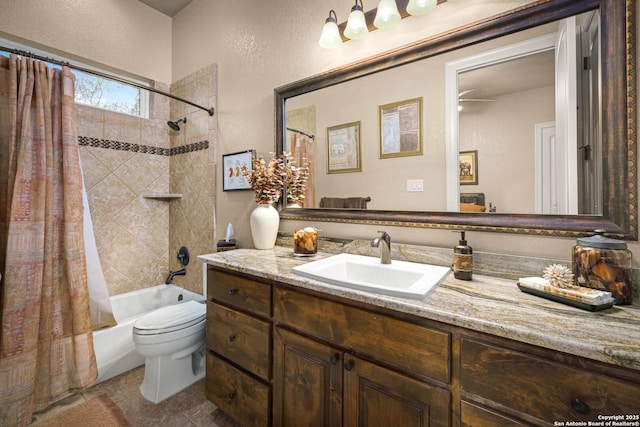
[460, 339, 640, 423]
[274, 287, 450, 383]
[208, 268, 271, 317]
[206, 352, 270, 427]
[207, 302, 271, 380]
[461, 400, 527, 426]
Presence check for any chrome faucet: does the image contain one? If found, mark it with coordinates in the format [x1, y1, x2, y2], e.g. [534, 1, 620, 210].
[371, 231, 391, 264]
[165, 268, 186, 284]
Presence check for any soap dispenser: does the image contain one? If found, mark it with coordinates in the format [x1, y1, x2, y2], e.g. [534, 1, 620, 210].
[453, 231, 473, 281]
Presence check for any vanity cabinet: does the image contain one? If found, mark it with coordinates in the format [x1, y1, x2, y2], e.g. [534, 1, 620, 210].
[204, 263, 640, 427]
[205, 268, 272, 426]
[273, 287, 451, 427]
[459, 338, 640, 425]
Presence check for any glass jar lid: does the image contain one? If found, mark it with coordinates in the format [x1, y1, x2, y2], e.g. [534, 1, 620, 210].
[576, 229, 627, 249]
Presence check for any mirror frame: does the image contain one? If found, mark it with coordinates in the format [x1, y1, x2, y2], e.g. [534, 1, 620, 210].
[275, 0, 637, 239]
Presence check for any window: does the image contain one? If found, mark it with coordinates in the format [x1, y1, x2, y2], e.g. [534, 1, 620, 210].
[73, 69, 148, 117]
[1, 40, 150, 118]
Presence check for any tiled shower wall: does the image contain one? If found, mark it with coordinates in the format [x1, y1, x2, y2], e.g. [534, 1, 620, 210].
[78, 83, 171, 297]
[169, 64, 218, 295]
[78, 64, 217, 297]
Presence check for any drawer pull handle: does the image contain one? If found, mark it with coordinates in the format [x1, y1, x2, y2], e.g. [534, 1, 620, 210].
[228, 391, 236, 400]
[228, 334, 236, 342]
[330, 353, 339, 365]
[228, 288, 238, 295]
[344, 361, 353, 371]
[571, 398, 590, 414]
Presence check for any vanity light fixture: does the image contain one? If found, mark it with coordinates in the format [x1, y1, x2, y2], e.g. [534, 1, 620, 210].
[344, 0, 369, 40]
[319, 0, 442, 49]
[318, 10, 343, 49]
[406, 0, 437, 15]
[374, 0, 402, 29]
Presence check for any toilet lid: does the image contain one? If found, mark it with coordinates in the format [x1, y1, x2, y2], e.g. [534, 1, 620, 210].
[133, 300, 206, 335]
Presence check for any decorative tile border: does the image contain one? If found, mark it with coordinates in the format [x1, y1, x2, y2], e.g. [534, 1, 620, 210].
[170, 140, 209, 155]
[78, 136, 209, 156]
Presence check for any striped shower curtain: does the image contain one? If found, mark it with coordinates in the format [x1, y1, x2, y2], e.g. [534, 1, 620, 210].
[0, 55, 97, 426]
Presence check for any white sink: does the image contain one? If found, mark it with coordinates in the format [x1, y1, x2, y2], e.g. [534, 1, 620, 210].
[292, 253, 451, 300]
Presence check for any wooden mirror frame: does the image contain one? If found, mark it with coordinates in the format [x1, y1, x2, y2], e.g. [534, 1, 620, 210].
[275, 0, 637, 239]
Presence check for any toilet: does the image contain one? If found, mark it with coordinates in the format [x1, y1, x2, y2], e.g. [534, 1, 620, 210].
[132, 300, 207, 403]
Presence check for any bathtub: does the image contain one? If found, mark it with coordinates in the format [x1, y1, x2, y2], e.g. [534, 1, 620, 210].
[93, 284, 205, 383]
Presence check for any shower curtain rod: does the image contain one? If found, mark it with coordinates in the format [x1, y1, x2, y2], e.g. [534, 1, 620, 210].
[286, 127, 315, 140]
[1, 46, 215, 116]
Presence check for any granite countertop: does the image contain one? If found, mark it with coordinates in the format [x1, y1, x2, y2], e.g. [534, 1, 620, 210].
[198, 247, 640, 372]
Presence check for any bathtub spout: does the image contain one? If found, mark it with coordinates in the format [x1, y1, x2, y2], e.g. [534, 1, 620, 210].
[165, 268, 186, 284]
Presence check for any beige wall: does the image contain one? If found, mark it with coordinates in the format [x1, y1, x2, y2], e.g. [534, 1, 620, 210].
[459, 85, 555, 214]
[0, 0, 172, 83]
[173, 1, 617, 261]
[174, 0, 577, 258]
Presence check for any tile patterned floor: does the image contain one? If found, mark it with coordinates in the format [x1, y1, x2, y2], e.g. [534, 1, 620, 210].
[30, 366, 240, 426]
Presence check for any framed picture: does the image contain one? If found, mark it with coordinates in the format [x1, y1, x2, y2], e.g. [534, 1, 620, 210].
[222, 150, 255, 191]
[378, 97, 423, 159]
[459, 150, 478, 185]
[326, 121, 362, 174]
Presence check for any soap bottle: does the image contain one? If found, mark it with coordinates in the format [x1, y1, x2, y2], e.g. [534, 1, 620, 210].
[453, 231, 473, 280]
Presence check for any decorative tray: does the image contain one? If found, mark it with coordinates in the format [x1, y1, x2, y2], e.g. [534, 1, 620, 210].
[517, 283, 616, 312]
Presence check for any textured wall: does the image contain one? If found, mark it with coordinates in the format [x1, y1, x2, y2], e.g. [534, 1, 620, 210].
[0, 0, 172, 83]
[170, 0, 614, 260]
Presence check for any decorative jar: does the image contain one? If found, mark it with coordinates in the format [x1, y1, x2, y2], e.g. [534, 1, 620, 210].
[293, 227, 318, 256]
[572, 230, 632, 304]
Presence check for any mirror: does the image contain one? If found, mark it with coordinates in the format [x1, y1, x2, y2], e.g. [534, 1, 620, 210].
[444, 12, 601, 216]
[275, 0, 636, 239]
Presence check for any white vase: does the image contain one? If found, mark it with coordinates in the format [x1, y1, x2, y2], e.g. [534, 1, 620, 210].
[250, 203, 280, 249]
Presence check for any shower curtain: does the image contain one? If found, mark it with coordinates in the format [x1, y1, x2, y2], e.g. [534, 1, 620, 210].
[289, 131, 315, 207]
[0, 54, 97, 426]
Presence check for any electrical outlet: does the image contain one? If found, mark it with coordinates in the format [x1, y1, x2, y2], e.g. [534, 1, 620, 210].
[406, 179, 424, 192]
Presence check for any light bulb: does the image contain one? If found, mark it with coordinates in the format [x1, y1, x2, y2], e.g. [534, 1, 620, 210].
[373, 0, 401, 29]
[318, 10, 342, 49]
[344, 1, 369, 40]
[407, 0, 437, 16]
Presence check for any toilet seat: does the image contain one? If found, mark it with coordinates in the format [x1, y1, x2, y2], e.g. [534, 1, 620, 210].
[133, 300, 206, 336]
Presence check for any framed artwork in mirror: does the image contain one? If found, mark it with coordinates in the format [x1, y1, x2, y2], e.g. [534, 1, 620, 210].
[459, 150, 478, 185]
[379, 97, 423, 159]
[222, 150, 255, 191]
[327, 121, 362, 174]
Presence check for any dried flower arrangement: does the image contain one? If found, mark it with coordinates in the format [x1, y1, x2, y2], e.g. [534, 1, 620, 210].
[243, 155, 286, 204]
[285, 159, 310, 206]
[242, 153, 310, 205]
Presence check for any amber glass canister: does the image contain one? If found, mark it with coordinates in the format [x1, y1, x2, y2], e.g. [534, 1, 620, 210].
[572, 230, 632, 305]
[293, 227, 318, 256]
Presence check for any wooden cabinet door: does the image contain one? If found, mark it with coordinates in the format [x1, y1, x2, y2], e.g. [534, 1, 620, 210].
[343, 355, 450, 427]
[273, 327, 343, 427]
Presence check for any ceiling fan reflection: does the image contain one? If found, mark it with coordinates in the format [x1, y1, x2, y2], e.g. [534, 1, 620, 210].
[458, 89, 494, 111]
